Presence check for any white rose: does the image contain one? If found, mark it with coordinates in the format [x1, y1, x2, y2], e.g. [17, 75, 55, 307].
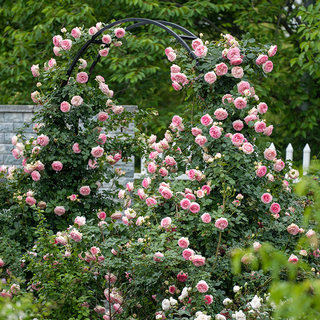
[235, 310, 246, 320]
[161, 299, 170, 311]
[233, 285, 240, 293]
[249, 295, 261, 309]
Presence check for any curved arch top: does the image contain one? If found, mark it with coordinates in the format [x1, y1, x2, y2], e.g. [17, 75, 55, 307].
[62, 18, 198, 86]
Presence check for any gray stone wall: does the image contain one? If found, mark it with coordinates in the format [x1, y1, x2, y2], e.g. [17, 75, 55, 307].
[0, 105, 136, 187]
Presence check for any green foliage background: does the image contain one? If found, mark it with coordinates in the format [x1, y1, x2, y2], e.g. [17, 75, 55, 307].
[1, 0, 319, 158]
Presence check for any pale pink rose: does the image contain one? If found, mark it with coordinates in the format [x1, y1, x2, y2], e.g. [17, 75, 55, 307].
[215, 63, 228, 76]
[97, 133, 107, 145]
[194, 45, 208, 57]
[182, 248, 194, 260]
[264, 148, 277, 161]
[204, 71, 217, 84]
[68, 194, 77, 201]
[191, 255, 206, 266]
[11, 135, 18, 145]
[167, 51, 176, 62]
[196, 189, 205, 198]
[71, 95, 83, 106]
[165, 156, 177, 166]
[261, 192, 272, 203]
[80, 186, 91, 196]
[111, 248, 118, 255]
[60, 39, 72, 50]
[257, 102, 268, 114]
[288, 254, 299, 264]
[196, 280, 209, 293]
[172, 72, 188, 85]
[267, 173, 274, 182]
[231, 66, 244, 78]
[102, 34, 112, 44]
[31, 170, 41, 181]
[233, 120, 244, 131]
[180, 198, 191, 210]
[117, 190, 125, 199]
[253, 241, 262, 251]
[113, 41, 122, 47]
[89, 26, 98, 35]
[172, 115, 182, 126]
[146, 197, 157, 207]
[158, 167, 167, 177]
[37, 135, 49, 146]
[52, 35, 62, 47]
[189, 202, 200, 213]
[242, 142, 254, 154]
[26, 196, 36, 206]
[237, 81, 250, 95]
[192, 38, 203, 50]
[201, 213, 211, 223]
[91, 146, 104, 158]
[172, 82, 182, 91]
[71, 27, 81, 39]
[96, 22, 103, 30]
[76, 72, 88, 83]
[195, 135, 207, 146]
[274, 159, 285, 172]
[137, 188, 147, 200]
[256, 54, 268, 65]
[222, 94, 234, 105]
[88, 159, 97, 169]
[126, 182, 134, 192]
[215, 218, 228, 230]
[70, 229, 82, 242]
[214, 108, 228, 120]
[231, 133, 245, 147]
[268, 45, 277, 57]
[263, 61, 273, 73]
[31, 91, 41, 103]
[244, 114, 257, 124]
[234, 97, 247, 109]
[299, 250, 308, 256]
[191, 127, 202, 136]
[147, 162, 157, 174]
[60, 101, 70, 113]
[209, 126, 222, 139]
[185, 193, 196, 201]
[53, 46, 61, 56]
[142, 177, 151, 188]
[51, 161, 63, 172]
[54, 206, 65, 216]
[161, 187, 173, 199]
[153, 252, 164, 262]
[114, 27, 125, 38]
[97, 112, 109, 122]
[161, 217, 172, 228]
[254, 121, 266, 133]
[74, 216, 86, 227]
[204, 295, 213, 305]
[31, 64, 40, 77]
[287, 224, 300, 235]
[230, 57, 243, 65]
[227, 47, 240, 60]
[170, 64, 181, 73]
[270, 202, 281, 214]
[12, 148, 20, 159]
[306, 229, 316, 238]
[99, 48, 109, 56]
[55, 236, 67, 245]
[178, 237, 189, 248]
[201, 114, 213, 126]
[264, 125, 273, 136]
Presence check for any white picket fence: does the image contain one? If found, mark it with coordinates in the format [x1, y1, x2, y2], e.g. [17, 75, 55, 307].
[133, 143, 313, 180]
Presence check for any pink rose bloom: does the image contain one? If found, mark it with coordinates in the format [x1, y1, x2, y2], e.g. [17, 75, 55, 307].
[256, 54, 268, 65]
[189, 202, 200, 213]
[165, 156, 177, 166]
[114, 27, 125, 38]
[264, 125, 273, 136]
[196, 189, 205, 198]
[76, 72, 88, 84]
[195, 135, 207, 146]
[172, 72, 188, 85]
[177, 271, 188, 282]
[215, 63, 228, 76]
[161, 187, 173, 199]
[31, 170, 41, 181]
[261, 192, 272, 203]
[264, 148, 277, 161]
[91, 146, 104, 158]
[192, 38, 203, 50]
[52, 161, 63, 172]
[253, 241, 262, 251]
[52, 35, 62, 47]
[191, 127, 202, 136]
[222, 94, 234, 105]
[201, 114, 213, 126]
[196, 280, 209, 293]
[89, 26, 98, 35]
[147, 162, 157, 174]
[185, 193, 196, 201]
[98, 112, 109, 122]
[31, 64, 40, 77]
[192, 255, 206, 266]
[102, 34, 112, 44]
[204, 71, 217, 84]
[263, 61, 273, 73]
[70, 229, 82, 242]
[26, 196, 36, 206]
[153, 252, 164, 262]
[287, 224, 300, 235]
[74, 216, 86, 227]
[126, 182, 134, 192]
[97, 133, 107, 145]
[142, 177, 151, 188]
[234, 97, 247, 109]
[268, 45, 277, 57]
[161, 217, 172, 228]
[270, 202, 281, 214]
[227, 47, 240, 60]
[137, 188, 147, 200]
[257, 102, 268, 114]
[54, 206, 65, 216]
[159, 167, 168, 177]
[88, 159, 97, 169]
[233, 120, 244, 131]
[288, 254, 299, 264]
[37, 134, 49, 146]
[99, 48, 109, 56]
[12, 148, 20, 159]
[169, 285, 176, 294]
[194, 45, 208, 57]
[170, 64, 181, 73]
[274, 159, 285, 172]
[60, 101, 71, 113]
[98, 211, 107, 220]
[232, 133, 244, 146]
[182, 248, 194, 260]
[214, 108, 228, 120]
[237, 81, 250, 95]
[204, 294, 213, 305]
[172, 115, 182, 126]
[242, 143, 254, 154]
[254, 121, 266, 133]
[231, 66, 244, 78]
[71, 95, 83, 106]
[244, 114, 257, 124]
[180, 198, 191, 210]
[209, 126, 222, 139]
[167, 51, 176, 62]
[306, 229, 316, 238]
[31, 91, 40, 103]
[202, 185, 211, 195]
[80, 186, 91, 196]
[230, 57, 243, 65]
[178, 237, 189, 248]
[71, 27, 81, 39]
[53, 46, 61, 56]
[201, 213, 211, 223]
[172, 82, 182, 91]
[215, 218, 228, 230]
[146, 197, 157, 207]
[60, 39, 72, 50]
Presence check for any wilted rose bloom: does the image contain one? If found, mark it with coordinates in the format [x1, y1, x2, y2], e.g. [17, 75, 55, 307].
[222, 94, 234, 105]
[71, 95, 83, 106]
[26, 196, 36, 206]
[80, 186, 91, 196]
[274, 159, 285, 171]
[191, 255, 206, 266]
[261, 192, 272, 203]
[196, 280, 209, 293]
[76, 72, 88, 83]
[178, 237, 189, 248]
[215, 218, 228, 230]
[70, 229, 82, 242]
[60, 39, 72, 50]
[234, 97, 247, 109]
[91, 146, 104, 158]
[54, 206, 65, 216]
[153, 252, 164, 262]
[256, 54, 268, 65]
[204, 71, 216, 84]
[31, 64, 40, 77]
[126, 182, 134, 192]
[264, 148, 277, 161]
[288, 254, 299, 264]
[72, 143, 81, 153]
[51, 161, 63, 172]
[263, 61, 273, 73]
[287, 223, 300, 235]
[74, 216, 86, 227]
[299, 249, 308, 256]
[270, 202, 281, 214]
[201, 213, 211, 223]
[215, 63, 228, 76]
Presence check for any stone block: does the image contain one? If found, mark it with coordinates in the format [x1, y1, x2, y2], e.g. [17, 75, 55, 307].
[3, 154, 20, 166]
[4, 112, 23, 122]
[0, 133, 4, 144]
[0, 144, 12, 153]
[0, 123, 13, 133]
[23, 113, 34, 122]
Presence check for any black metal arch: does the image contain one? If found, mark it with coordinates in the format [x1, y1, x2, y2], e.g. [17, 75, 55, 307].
[62, 18, 198, 86]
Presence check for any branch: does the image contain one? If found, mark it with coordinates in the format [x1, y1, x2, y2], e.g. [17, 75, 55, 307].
[200, 17, 223, 34]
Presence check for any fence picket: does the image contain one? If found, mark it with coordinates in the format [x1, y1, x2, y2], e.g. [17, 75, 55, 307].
[303, 143, 311, 174]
